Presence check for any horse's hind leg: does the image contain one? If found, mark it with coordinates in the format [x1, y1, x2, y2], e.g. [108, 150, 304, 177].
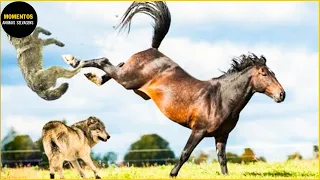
[62, 55, 124, 86]
[170, 130, 205, 177]
[63, 55, 147, 89]
[96, 60, 150, 90]
[43, 38, 65, 47]
[84, 62, 125, 86]
[215, 135, 229, 175]
[33, 27, 51, 37]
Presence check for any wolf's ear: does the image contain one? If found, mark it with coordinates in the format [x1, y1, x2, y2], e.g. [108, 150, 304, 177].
[87, 116, 97, 126]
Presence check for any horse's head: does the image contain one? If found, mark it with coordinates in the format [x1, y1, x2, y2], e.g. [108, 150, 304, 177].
[250, 57, 285, 103]
[226, 53, 285, 103]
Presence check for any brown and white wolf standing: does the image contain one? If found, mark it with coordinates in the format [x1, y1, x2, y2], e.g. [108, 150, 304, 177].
[7, 26, 85, 101]
[42, 116, 110, 179]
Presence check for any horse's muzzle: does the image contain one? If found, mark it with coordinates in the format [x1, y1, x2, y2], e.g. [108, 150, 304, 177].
[275, 90, 286, 103]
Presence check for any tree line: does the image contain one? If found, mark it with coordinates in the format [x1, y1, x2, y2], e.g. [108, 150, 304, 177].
[1, 124, 318, 168]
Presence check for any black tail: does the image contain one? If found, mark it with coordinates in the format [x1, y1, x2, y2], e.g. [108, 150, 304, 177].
[117, 1, 171, 49]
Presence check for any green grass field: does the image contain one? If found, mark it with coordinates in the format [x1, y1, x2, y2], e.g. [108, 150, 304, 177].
[1, 160, 319, 179]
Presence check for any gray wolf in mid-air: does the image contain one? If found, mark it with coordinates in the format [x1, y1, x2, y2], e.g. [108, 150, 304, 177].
[42, 116, 110, 179]
[7, 26, 85, 101]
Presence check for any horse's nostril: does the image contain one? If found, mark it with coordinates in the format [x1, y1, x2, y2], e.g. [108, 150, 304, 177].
[280, 91, 286, 100]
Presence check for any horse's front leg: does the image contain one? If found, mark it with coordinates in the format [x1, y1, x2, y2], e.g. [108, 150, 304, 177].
[170, 130, 205, 177]
[215, 134, 229, 175]
[33, 27, 51, 37]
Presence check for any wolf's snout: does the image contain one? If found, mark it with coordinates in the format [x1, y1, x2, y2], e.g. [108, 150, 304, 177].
[98, 136, 108, 142]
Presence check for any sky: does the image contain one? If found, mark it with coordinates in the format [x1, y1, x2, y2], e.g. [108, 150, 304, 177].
[1, 2, 319, 163]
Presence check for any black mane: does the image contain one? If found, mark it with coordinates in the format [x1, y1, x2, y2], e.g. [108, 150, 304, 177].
[224, 53, 267, 75]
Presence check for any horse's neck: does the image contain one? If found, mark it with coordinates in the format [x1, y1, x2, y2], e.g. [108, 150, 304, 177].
[219, 69, 254, 114]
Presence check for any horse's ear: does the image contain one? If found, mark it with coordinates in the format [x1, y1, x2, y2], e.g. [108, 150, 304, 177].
[258, 67, 267, 76]
[87, 116, 97, 126]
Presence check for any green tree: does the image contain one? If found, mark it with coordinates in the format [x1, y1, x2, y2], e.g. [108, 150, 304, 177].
[240, 148, 256, 163]
[101, 152, 117, 167]
[287, 152, 303, 161]
[313, 145, 318, 159]
[61, 118, 67, 125]
[188, 152, 209, 164]
[194, 151, 209, 164]
[124, 134, 175, 167]
[2, 135, 41, 167]
[226, 152, 242, 164]
[257, 156, 267, 162]
[3, 135, 37, 150]
[1, 127, 17, 150]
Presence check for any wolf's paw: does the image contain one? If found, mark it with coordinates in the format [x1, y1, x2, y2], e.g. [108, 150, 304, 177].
[56, 41, 65, 47]
[84, 73, 102, 86]
[43, 30, 51, 36]
[62, 54, 78, 68]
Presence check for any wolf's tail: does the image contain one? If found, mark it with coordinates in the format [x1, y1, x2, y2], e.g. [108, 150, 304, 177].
[117, 1, 171, 49]
[42, 122, 62, 155]
[38, 83, 69, 101]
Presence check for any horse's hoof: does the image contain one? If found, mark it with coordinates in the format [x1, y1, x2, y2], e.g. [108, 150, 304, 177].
[117, 62, 125, 67]
[62, 54, 77, 67]
[169, 173, 177, 178]
[84, 73, 96, 79]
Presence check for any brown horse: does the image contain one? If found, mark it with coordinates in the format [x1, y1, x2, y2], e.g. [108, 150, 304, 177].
[64, 1, 286, 177]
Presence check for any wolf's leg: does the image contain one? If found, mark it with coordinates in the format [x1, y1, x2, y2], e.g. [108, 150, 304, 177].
[49, 162, 55, 179]
[38, 65, 84, 85]
[42, 38, 65, 47]
[70, 160, 86, 178]
[58, 167, 64, 179]
[49, 155, 64, 179]
[82, 154, 101, 179]
[33, 27, 51, 37]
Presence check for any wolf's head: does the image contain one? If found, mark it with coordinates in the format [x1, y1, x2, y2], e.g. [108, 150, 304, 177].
[86, 116, 110, 143]
[7, 34, 33, 48]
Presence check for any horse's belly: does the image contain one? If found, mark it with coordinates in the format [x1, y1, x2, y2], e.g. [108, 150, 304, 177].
[140, 86, 192, 127]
